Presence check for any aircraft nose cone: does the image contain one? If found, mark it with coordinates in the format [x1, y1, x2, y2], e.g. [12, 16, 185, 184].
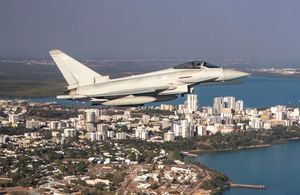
[223, 69, 250, 81]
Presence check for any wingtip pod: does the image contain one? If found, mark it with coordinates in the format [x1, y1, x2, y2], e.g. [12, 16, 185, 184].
[49, 49, 63, 56]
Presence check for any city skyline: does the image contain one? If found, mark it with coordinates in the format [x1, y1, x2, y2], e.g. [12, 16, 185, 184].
[1, 94, 299, 193]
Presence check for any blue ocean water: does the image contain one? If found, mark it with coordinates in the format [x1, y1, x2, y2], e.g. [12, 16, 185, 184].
[29, 75, 300, 108]
[196, 141, 300, 195]
[174, 75, 300, 107]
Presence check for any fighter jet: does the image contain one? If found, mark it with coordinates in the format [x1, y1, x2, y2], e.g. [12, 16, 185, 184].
[49, 50, 250, 106]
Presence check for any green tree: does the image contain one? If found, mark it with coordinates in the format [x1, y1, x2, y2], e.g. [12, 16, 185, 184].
[76, 162, 86, 174]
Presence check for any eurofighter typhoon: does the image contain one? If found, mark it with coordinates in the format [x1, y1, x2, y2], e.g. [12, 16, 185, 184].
[49, 50, 250, 106]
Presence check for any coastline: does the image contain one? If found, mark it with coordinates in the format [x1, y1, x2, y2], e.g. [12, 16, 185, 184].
[184, 137, 300, 194]
[188, 144, 272, 155]
[184, 137, 300, 156]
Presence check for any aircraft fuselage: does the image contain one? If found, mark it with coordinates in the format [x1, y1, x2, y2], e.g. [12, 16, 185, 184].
[50, 50, 249, 106]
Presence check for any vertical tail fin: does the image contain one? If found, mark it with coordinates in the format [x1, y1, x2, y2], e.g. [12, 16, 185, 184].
[49, 50, 108, 86]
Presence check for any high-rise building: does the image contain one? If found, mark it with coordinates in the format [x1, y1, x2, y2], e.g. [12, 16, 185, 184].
[214, 96, 237, 113]
[188, 123, 196, 138]
[26, 120, 40, 129]
[290, 108, 299, 120]
[164, 131, 175, 142]
[223, 96, 236, 110]
[49, 121, 59, 129]
[249, 118, 264, 129]
[161, 118, 170, 129]
[197, 125, 207, 136]
[140, 130, 149, 140]
[142, 115, 150, 124]
[87, 132, 96, 141]
[86, 110, 96, 123]
[181, 120, 189, 138]
[187, 94, 198, 113]
[220, 108, 233, 118]
[271, 105, 286, 114]
[107, 130, 115, 138]
[235, 100, 244, 111]
[64, 128, 76, 137]
[86, 123, 95, 131]
[97, 124, 109, 132]
[116, 132, 127, 140]
[135, 126, 149, 140]
[294, 108, 299, 116]
[213, 97, 223, 113]
[178, 104, 185, 113]
[57, 121, 66, 130]
[97, 124, 108, 139]
[275, 111, 286, 120]
[172, 122, 182, 137]
[86, 132, 102, 141]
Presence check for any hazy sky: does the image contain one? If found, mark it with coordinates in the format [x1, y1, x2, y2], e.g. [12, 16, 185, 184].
[1, 0, 300, 59]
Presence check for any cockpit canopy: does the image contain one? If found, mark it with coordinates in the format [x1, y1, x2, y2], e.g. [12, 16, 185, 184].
[174, 61, 220, 69]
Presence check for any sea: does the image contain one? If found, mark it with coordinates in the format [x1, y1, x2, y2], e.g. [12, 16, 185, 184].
[196, 141, 300, 195]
